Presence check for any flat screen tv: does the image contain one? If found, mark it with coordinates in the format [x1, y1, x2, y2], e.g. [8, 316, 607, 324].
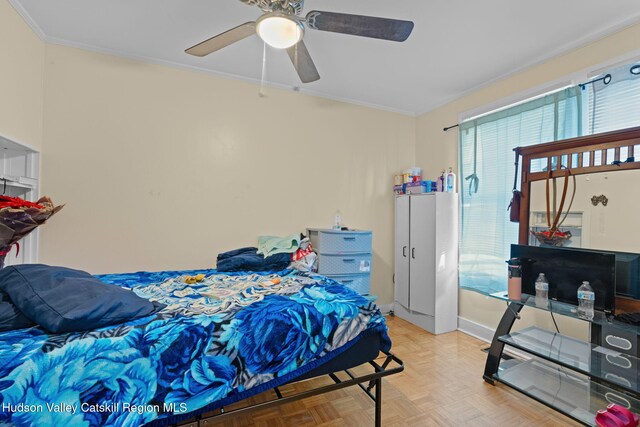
[510, 244, 616, 313]
[613, 251, 640, 299]
[566, 247, 640, 300]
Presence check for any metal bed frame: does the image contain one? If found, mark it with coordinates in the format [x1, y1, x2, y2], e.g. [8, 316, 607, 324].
[173, 351, 404, 427]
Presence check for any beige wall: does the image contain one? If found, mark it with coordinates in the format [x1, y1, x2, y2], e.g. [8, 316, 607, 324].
[416, 22, 640, 334]
[38, 44, 415, 304]
[0, 1, 44, 150]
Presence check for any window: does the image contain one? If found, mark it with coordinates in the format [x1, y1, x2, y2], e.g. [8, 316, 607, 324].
[459, 59, 640, 295]
[587, 61, 640, 134]
[459, 88, 581, 294]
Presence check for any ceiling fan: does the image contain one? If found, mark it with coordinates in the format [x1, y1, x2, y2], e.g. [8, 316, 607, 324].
[185, 0, 414, 83]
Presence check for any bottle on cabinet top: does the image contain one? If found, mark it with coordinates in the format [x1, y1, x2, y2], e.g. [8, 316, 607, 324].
[446, 167, 456, 193]
[393, 167, 457, 195]
[333, 210, 342, 230]
[436, 170, 445, 192]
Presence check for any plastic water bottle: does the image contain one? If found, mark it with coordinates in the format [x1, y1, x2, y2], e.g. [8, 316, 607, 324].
[577, 281, 595, 320]
[535, 273, 549, 307]
[333, 210, 342, 230]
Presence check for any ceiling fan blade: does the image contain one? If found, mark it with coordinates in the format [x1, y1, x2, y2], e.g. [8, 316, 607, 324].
[186, 22, 256, 57]
[305, 11, 414, 42]
[286, 41, 320, 83]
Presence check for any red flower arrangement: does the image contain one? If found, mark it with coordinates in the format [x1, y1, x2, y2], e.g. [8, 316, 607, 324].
[530, 228, 572, 246]
[0, 195, 63, 268]
[530, 168, 575, 247]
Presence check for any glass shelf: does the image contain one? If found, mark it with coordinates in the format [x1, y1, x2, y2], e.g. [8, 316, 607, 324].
[488, 291, 640, 335]
[497, 358, 640, 426]
[500, 326, 639, 395]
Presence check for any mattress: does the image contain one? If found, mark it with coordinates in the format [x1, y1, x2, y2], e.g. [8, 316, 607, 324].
[0, 269, 391, 427]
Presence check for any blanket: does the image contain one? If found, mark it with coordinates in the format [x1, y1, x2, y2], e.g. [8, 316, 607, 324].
[257, 234, 301, 257]
[216, 247, 291, 272]
[0, 269, 390, 427]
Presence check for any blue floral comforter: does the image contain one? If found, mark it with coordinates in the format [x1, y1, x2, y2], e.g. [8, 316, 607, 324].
[0, 269, 390, 427]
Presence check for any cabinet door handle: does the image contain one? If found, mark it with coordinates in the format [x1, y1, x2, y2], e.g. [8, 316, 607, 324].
[342, 279, 354, 283]
[343, 237, 356, 241]
[402, 246, 407, 257]
[342, 259, 356, 263]
[411, 248, 415, 259]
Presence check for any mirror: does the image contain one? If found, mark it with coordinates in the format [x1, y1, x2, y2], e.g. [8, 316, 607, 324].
[528, 169, 640, 306]
[529, 169, 640, 253]
[516, 126, 640, 310]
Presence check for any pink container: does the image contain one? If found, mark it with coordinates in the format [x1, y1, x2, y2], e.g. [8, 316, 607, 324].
[508, 277, 522, 300]
[506, 258, 524, 301]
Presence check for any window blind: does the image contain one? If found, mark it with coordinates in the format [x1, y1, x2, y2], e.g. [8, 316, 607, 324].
[459, 88, 581, 294]
[587, 61, 640, 134]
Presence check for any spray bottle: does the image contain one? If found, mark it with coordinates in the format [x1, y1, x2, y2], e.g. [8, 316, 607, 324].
[437, 170, 446, 192]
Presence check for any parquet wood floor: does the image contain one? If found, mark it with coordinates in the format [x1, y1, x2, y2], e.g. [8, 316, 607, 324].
[187, 316, 579, 426]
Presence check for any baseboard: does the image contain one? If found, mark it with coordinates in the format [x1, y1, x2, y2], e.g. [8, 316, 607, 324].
[378, 303, 394, 315]
[457, 316, 495, 343]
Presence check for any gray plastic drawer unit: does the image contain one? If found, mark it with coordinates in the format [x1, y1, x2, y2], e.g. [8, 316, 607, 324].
[308, 229, 372, 254]
[327, 274, 371, 295]
[307, 228, 373, 295]
[316, 253, 372, 275]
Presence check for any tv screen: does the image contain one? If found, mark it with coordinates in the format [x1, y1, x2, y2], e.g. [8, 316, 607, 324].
[510, 244, 616, 313]
[536, 246, 640, 300]
[614, 252, 640, 299]
[562, 247, 640, 300]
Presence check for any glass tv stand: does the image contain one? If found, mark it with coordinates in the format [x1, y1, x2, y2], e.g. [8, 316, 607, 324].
[483, 292, 640, 426]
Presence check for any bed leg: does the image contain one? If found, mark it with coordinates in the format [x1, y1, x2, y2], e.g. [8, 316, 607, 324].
[374, 378, 382, 427]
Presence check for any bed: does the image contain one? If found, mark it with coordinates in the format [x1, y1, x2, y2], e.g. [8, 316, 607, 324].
[0, 268, 402, 427]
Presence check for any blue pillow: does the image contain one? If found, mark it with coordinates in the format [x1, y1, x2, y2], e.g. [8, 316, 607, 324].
[0, 291, 35, 332]
[0, 264, 161, 333]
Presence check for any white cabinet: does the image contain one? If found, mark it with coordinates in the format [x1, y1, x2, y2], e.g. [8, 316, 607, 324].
[0, 135, 40, 266]
[394, 193, 458, 334]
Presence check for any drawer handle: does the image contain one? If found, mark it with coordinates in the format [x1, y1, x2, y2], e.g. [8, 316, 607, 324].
[605, 392, 631, 409]
[605, 335, 632, 351]
[605, 373, 631, 388]
[343, 237, 356, 241]
[605, 354, 632, 369]
[342, 280, 354, 283]
[342, 259, 356, 263]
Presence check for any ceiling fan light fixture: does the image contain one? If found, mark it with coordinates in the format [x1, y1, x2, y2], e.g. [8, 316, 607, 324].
[256, 13, 303, 49]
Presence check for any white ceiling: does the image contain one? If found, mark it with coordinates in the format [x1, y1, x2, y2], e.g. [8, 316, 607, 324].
[10, 0, 640, 115]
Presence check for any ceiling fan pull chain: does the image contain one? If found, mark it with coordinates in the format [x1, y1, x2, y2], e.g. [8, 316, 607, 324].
[259, 42, 267, 98]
